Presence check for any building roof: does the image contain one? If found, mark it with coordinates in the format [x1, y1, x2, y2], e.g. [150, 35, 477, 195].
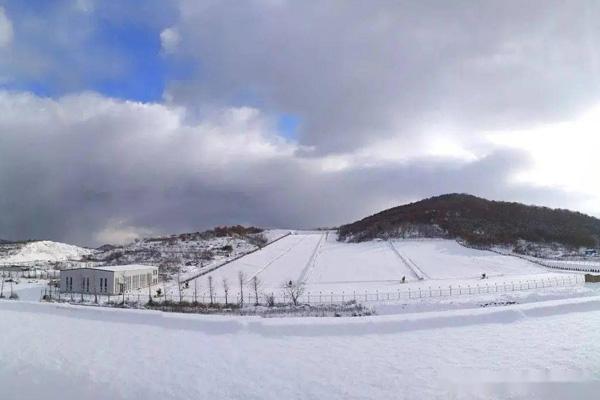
[91, 264, 157, 272]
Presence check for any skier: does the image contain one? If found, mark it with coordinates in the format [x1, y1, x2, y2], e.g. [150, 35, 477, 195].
[401, 276, 406, 284]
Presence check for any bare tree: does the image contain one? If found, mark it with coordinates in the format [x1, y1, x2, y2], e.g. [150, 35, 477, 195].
[238, 271, 245, 307]
[177, 271, 183, 303]
[0, 271, 5, 298]
[252, 276, 261, 306]
[283, 280, 305, 306]
[193, 279, 198, 304]
[93, 271, 98, 304]
[264, 292, 275, 307]
[222, 278, 229, 306]
[148, 273, 153, 304]
[208, 275, 214, 306]
[9, 273, 17, 300]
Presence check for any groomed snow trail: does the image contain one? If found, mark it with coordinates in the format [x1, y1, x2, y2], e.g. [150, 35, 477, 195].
[192, 233, 324, 290]
[392, 239, 546, 280]
[2, 299, 600, 399]
[387, 240, 429, 280]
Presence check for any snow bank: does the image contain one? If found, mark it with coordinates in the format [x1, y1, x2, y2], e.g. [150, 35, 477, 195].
[3, 298, 600, 399]
[0, 240, 93, 263]
[4, 295, 600, 337]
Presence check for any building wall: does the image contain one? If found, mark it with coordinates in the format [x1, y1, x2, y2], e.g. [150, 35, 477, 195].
[60, 269, 115, 295]
[116, 268, 159, 293]
[60, 267, 158, 295]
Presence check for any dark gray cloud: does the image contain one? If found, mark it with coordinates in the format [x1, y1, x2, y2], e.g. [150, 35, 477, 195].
[0, 91, 581, 246]
[167, 0, 600, 153]
[1, 1, 599, 246]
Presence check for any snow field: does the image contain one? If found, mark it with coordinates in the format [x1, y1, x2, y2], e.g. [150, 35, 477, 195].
[306, 235, 418, 288]
[191, 233, 321, 290]
[392, 239, 546, 280]
[179, 235, 581, 300]
[3, 298, 600, 399]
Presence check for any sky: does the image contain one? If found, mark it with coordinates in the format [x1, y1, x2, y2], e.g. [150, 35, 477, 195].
[1, 0, 600, 246]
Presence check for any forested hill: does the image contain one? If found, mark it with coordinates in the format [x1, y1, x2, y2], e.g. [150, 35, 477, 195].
[338, 194, 600, 248]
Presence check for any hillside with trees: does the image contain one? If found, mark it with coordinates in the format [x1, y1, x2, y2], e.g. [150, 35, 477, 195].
[338, 194, 600, 248]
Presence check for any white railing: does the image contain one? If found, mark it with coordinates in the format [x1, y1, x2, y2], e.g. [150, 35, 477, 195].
[46, 274, 584, 306]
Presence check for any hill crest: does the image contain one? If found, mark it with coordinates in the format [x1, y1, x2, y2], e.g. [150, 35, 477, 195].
[338, 193, 600, 248]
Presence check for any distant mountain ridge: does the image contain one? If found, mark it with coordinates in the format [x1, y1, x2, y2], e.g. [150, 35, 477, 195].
[338, 194, 600, 248]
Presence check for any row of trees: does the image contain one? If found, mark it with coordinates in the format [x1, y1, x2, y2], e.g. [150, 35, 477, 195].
[0, 271, 19, 299]
[176, 271, 306, 307]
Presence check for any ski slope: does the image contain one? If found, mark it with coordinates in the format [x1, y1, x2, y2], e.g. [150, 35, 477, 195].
[186, 234, 557, 297]
[305, 234, 418, 292]
[391, 240, 546, 280]
[193, 233, 324, 290]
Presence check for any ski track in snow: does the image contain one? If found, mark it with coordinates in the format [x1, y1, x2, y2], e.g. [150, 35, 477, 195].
[172, 234, 585, 298]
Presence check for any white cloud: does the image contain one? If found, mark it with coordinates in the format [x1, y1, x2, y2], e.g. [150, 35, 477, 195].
[75, 0, 95, 14]
[95, 219, 157, 245]
[487, 104, 600, 214]
[160, 27, 180, 54]
[0, 6, 14, 48]
[0, 90, 585, 245]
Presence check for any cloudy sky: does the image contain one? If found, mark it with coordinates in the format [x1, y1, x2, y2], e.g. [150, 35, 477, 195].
[1, 0, 599, 246]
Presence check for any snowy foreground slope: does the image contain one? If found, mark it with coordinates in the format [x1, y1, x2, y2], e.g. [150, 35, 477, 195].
[2, 299, 600, 399]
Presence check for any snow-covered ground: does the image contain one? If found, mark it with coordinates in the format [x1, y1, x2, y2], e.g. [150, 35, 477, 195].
[0, 240, 93, 264]
[186, 232, 323, 291]
[393, 239, 545, 279]
[176, 234, 577, 301]
[306, 235, 418, 287]
[2, 298, 600, 399]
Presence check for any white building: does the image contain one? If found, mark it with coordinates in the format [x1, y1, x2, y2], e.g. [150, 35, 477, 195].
[60, 265, 158, 295]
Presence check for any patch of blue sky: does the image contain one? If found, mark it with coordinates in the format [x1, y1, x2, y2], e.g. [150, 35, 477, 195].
[277, 114, 301, 141]
[89, 20, 166, 102]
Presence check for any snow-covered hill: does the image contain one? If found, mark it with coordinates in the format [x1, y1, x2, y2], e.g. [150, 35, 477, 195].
[0, 240, 93, 264]
[87, 227, 280, 280]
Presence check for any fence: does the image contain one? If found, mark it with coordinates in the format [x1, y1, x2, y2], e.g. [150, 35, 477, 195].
[1, 269, 60, 280]
[44, 274, 584, 307]
[456, 241, 600, 274]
